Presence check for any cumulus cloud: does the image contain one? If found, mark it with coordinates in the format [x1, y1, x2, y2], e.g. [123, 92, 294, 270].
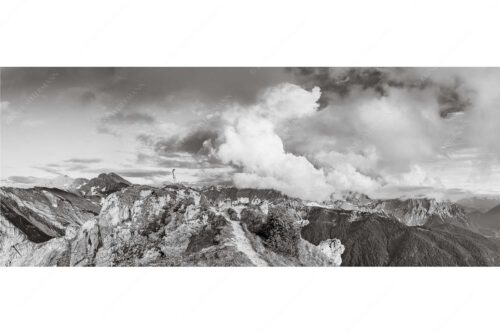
[216, 83, 380, 201]
[290, 67, 471, 117]
[213, 71, 499, 200]
[351, 88, 442, 170]
[279, 85, 447, 182]
[5, 67, 500, 199]
[278, 68, 500, 199]
[218, 114, 333, 201]
[453, 69, 500, 159]
[383, 164, 444, 188]
[285, 69, 485, 172]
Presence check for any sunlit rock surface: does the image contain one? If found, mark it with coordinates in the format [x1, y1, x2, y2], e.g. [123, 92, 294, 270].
[1, 183, 344, 266]
[3, 179, 496, 267]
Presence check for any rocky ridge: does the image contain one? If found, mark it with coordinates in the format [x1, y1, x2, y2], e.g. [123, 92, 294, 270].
[0, 181, 344, 266]
[322, 192, 470, 228]
[1, 174, 498, 267]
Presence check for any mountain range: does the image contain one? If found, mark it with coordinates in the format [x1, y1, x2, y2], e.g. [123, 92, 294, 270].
[1, 172, 499, 266]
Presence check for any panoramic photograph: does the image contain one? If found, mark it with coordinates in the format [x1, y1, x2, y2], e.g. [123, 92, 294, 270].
[1, 67, 500, 266]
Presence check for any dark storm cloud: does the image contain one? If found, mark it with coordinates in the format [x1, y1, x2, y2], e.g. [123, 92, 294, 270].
[1, 68, 292, 112]
[289, 68, 430, 96]
[136, 128, 228, 171]
[1, 68, 116, 91]
[290, 68, 388, 98]
[438, 84, 471, 117]
[137, 128, 219, 156]
[288, 67, 399, 107]
[289, 67, 471, 117]
[143, 129, 220, 156]
[1, 68, 115, 107]
[93, 68, 291, 107]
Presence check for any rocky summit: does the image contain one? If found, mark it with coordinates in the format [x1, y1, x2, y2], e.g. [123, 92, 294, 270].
[1, 173, 499, 266]
[0, 177, 344, 266]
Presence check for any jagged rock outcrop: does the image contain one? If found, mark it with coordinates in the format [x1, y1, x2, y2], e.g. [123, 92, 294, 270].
[0, 182, 344, 266]
[201, 186, 301, 208]
[86, 185, 342, 266]
[375, 198, 470, 228]
[317, 239, 345, 266]
[326, 191, 373, 211]
[4, 175, 493, 267]
[0, 187, 99, 241]
[323, 193, 471, 228]
[0, 186, 100, 265]
[69, 219, 100, 266]
[67, 178, 89, 194]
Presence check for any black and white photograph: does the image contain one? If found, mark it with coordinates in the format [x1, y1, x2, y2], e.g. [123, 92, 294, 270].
[2, 67, 500, 267]
[2, 1, 500, 333]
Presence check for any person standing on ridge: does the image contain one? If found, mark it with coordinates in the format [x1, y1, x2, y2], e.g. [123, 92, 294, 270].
[172, 168, 177, 183]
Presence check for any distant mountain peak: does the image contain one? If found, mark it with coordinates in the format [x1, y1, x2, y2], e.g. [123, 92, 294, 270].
[76, 173, 131, 197]
[96, 172, 131, 185]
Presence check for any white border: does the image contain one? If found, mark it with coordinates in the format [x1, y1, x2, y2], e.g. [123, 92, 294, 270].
[1, 267, 499, 333]
[2, 1, 500, 332]
[1, 0, 500, 66]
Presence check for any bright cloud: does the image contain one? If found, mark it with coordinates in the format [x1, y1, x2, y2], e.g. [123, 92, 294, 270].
[217, 83, 378, 201]
[4, 68, 500, 201]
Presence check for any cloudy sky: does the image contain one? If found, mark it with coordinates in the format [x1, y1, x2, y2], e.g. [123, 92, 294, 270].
[2, 67, 500, 201]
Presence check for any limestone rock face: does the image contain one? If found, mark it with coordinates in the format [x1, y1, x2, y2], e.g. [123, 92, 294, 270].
[324, 193, 471, 228]
[70, 219, 100, 266]
[14, 237, 70, 266]
[317, 239, 345, 266]
[0, 187, 99, 240]
[374, 198, 470, 227]
[0, 213, 70, 266]
[0, 186, 100, 266]
[1, 182, 345, 266]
